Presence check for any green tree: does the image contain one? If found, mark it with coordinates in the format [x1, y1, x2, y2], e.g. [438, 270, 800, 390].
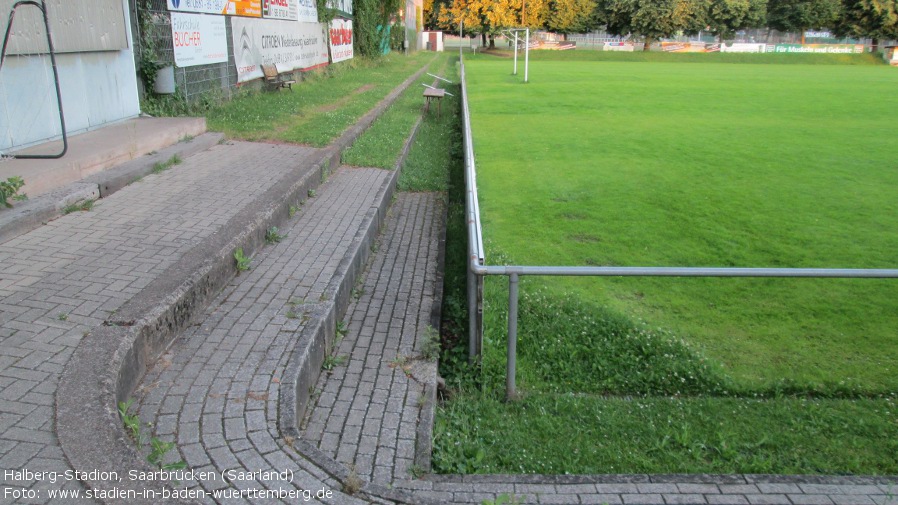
[833, 0, 898, 52]
[600, 0, 709, 50]
[706, 0, 768, 41]
[767, 0, 841, 43]
[355, 0, 403, 57]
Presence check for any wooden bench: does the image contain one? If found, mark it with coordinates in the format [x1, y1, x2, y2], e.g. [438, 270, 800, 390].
[423, 87, 446, 118]
[261, 64, 296, 91]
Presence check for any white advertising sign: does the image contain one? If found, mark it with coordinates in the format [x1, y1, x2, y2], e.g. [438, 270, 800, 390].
[329, 19, 353, 63]
[720, 43, 767, 53]
[297, 0, 319, 23]
[171, 13, 228, 67]
[603, 42, 635, 52]
[231, 18, 329, 83]
[262, 0, 296, 20]
[168, 0, 228, 15]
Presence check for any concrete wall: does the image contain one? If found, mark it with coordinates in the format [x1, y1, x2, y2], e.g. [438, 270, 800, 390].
[0, 0, 140, 152]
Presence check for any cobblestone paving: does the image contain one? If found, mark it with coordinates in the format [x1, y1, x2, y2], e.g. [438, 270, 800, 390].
[0, 142, 319, 503]
[302, 192, 442, 484]
[134, 167, 399, 504]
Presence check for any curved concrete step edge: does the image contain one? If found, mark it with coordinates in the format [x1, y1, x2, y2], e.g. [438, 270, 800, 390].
[276, 115, 446, 505]
[56, 60, 436, 505]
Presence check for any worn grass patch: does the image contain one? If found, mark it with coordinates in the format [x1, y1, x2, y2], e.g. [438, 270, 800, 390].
[207, 53, 432, 147]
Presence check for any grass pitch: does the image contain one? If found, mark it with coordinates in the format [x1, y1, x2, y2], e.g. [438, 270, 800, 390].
[431, 52, 898, 475]
[466, 52, 898, 393]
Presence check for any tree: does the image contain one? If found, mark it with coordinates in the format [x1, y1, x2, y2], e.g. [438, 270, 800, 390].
[439, 0, 547, 47]
[833, 0, 898, 52]
[546, 0, 599, 37]
[355, 0, 404, 57]
[706, 0, 768, 41]
[767, 0, 840, 42]
[600, 0, 709, 50]
[424, 0, 444, 31]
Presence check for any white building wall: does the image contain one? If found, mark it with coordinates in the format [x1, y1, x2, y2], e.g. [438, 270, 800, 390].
[0, 0, 140, 152]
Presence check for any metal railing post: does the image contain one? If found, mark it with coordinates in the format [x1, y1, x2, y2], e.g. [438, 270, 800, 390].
[506, 273, 519, 401]
[468, 267, 478, 363]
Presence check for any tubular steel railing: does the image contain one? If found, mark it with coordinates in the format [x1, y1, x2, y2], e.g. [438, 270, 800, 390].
[459, 49, 898, 401]
[1, 0, 67, 159]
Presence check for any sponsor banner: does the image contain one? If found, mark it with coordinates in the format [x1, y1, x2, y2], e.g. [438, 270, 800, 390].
[329, 18, 353, 63]
[231, 17, 329, 83]
[886, 47, 898, 66]
[167, 0, 261, 17]
[603, 41, 635, 52]
[662, 41, 708, 52]
[805, 30, 832, 38]
[774, 44, 864, 54]
[327, 0, 352, 17]
[263, 0, 297, 20]
[172, 12, 229, 67]
[720, 43, 767, 53]
[297, 0, 319, 23]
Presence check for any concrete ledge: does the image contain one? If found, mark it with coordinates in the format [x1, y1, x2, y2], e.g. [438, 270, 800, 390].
[0, 132, 223, 244]
[0, 182, 99, 244]
[3, 116, 207, 197]
[86, 132, 224, 197]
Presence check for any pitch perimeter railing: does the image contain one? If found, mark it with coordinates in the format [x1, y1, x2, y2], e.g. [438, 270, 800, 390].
[459, 48, 898, 401]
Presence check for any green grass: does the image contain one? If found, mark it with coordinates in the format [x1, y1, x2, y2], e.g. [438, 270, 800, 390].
[207, 53, 433, 146]
[466, 52, 898, 393]
[435, 393, 898, 475]
[398, 59, 463, 192]
[431, 51, 898, 475]
[343, 55, 450, 168]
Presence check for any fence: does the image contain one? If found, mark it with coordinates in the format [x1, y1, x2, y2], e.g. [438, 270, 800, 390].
[459, 48, 898, 401]
[134, 0, 241, 102]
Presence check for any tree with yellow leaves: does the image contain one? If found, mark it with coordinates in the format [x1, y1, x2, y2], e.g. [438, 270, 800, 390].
[546, 0, 599, 37]
[438, 0, 549, 47]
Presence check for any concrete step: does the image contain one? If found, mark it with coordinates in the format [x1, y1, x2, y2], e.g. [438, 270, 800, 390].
[1, 116, 206, 198]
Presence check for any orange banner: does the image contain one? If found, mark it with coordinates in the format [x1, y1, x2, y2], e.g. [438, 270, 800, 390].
[231, 0, 262, 17]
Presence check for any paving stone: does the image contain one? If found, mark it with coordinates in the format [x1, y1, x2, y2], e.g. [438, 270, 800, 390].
[664, 494, 709, 504]
[746, 494, 792, 505]
[706, 495, 750, 505]
[830, 496, 876, 505]
[624, 493, 666, 504]
[759, 484, 804, 494]
[789, 494, 835, 505]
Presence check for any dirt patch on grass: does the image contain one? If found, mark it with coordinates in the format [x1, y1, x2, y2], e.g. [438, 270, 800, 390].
[312, 84, 377, 114]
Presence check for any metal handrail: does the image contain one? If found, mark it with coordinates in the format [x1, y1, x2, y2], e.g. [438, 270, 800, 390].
[459, 49, 898, 400]
[0, 0, 67, 159]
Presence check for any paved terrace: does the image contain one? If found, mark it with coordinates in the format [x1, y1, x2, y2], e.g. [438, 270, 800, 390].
[0, 58, 895, 505]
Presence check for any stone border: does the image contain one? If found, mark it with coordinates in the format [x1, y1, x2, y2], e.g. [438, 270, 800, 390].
[0, 133, 222, 244]
[56, 61, 433, 504]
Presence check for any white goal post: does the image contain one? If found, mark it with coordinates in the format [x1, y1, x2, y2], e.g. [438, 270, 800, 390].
[503, 28, 530, 83]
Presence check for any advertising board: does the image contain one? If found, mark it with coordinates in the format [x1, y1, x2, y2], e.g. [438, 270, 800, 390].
[231, 17, 329, 82]
[171, 12, 228, 67]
